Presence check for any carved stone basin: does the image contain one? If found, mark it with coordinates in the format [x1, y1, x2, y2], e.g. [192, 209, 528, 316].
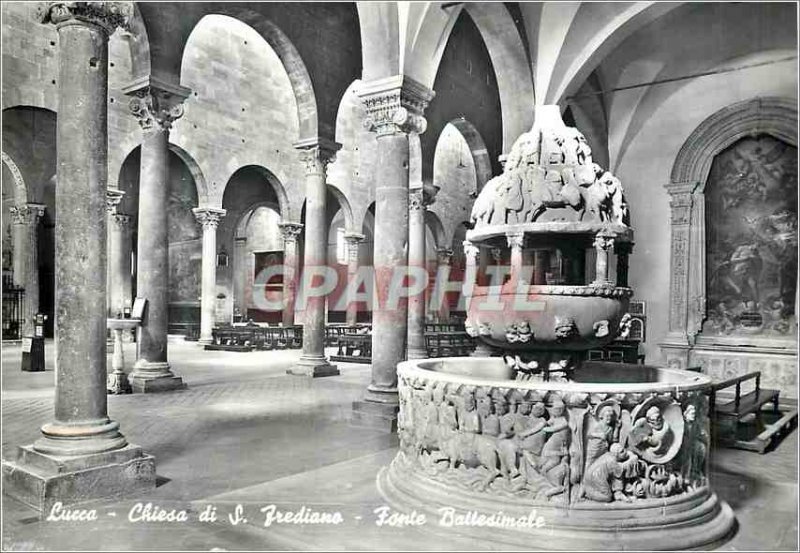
[466, 285, 632, 351]
[377, 358, 735, 550]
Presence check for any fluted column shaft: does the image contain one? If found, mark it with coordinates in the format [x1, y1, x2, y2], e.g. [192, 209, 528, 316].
[34, 3, 131, 455]
[193, 208, 225, 343]
[290, 140, 340, 377]
[123, 76, 190, 392]
[10, 204, 45, 337]
[279, 222, 303, 327]
[344, 232, 364, 326]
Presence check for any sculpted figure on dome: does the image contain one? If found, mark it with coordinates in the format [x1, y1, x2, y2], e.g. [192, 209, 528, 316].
[469, 118, 630, 228]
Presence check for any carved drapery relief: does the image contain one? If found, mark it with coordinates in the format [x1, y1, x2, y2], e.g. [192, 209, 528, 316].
[662, 97, 798, 356]
[396, 370, 708, 505]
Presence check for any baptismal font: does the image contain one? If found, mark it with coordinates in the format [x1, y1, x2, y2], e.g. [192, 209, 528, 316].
[378, 106, 735, 550]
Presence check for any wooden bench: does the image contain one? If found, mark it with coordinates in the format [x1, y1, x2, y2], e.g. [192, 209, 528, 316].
[330, 333, 372, 364]
[709, 371, 796, 453]
[425, 331, 475, 358]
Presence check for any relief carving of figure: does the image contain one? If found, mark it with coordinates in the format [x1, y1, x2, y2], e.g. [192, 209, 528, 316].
[584, 402, 620, 472]
[539, 399, 571, 497]
[581, 443, 639, 502]
[630, 406, 673, 458]
[680, 403, 708, 486]
[628, 399, 684, 464]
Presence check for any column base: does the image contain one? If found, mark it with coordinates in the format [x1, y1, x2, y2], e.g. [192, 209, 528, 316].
[129, 361, 185, 393]
[287, 356, 339, 378]
[406, 345, 428, 360]
[2, 443, 155, 513]
[106, 370, 132, 395]
[197, 339, 213, 346]
[351, 400, 399, 433]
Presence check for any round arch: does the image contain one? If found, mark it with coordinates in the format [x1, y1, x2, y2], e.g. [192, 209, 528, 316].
[221, 164, 290, 219]
[113, 142, 209, 209]
[447, 118, 493, 192]
[1, 151, 28, 205]
[181, 12, 318, 141]
[670, 96, 798, 189]
[236, 200, 284, 233]
[424, 210, 447, 251]
[168, 143, 209, 205]
[327, 184, 355, 231]
[663, 96, 798, 348]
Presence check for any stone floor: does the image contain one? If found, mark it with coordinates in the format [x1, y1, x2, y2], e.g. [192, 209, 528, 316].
[1, 338, 797, 551]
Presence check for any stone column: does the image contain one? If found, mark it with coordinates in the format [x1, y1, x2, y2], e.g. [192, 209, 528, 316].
[592, 232, 615, 286]
[193, 208, 225, 344]
[344, 232, 365, 326]
[507, 231, 525, 288]
[2, 2, 156, 513]
[407, 189, 428, 359]
[123, 76, 190, 392]
[436, 248, 454, 323]
[289, 139, 340, 377]
[278, 222, 303, 327]
[106, 188, 129, 317]
[10, 203, 45, 337]
[354, 76, 433, 427]
[616, 242, 632, 288]
[233, 236, 247, 320]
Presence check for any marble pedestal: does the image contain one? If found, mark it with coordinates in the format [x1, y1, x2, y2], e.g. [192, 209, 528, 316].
[2, 444, 155, 513]
[351, 400, 399, 433]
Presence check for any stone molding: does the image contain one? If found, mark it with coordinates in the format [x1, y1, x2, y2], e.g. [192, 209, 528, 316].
[105, 188, 125, 214]
[38, 1, 133, 34]
[122, 76, 192, 134]
[110, 213, 132, 230]
[358, 75, 435, 137]
[662, 97, 798, 353]
[278, 221, 304, 243]
[192, 207, 226, 230]
[10, 203, 46, 226]
[294, 137, 341, 175]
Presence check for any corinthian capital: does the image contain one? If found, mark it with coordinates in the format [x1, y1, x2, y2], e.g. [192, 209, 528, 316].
[358, 75, 434, 137]
[593, 231, 615, 251]
[294, 138, 341, 175]
[10, 203, 46, 226]
[192, 207, 226, 230]
[278, 222, 304, 243]
[122, 76, 191, 133]
[39, 1, 133, 34]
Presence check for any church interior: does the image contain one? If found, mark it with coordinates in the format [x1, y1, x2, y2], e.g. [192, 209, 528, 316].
[1, 1, 798, 551]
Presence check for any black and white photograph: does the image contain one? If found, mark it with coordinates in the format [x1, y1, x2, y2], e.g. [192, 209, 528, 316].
[1, 1, 798, 550]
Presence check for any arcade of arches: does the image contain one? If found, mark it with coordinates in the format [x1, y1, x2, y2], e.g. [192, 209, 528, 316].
[1, 2, 797, 550]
